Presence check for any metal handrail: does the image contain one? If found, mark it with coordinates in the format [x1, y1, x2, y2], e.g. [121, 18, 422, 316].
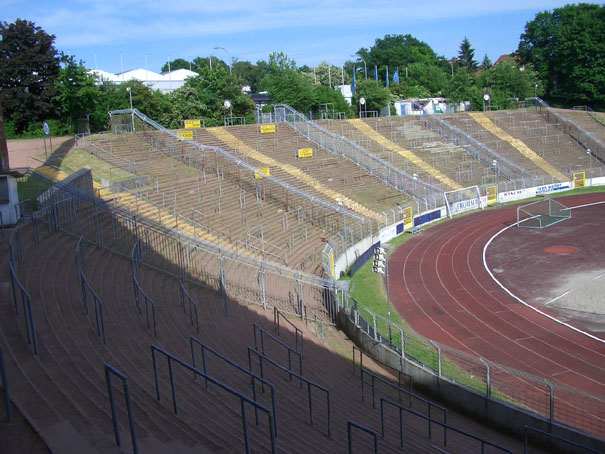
[8, 262, 38, 355]
[189, 337, 278, 436]
[0, 345, 11, 422]
[360, 367, 446, 424]
[247, 347, 331, 436]
[151, 345, 276, 453]
[347, 420, 379, 454]
[104, 364, 138, 454]
[179, 281, 199, 332]
[273, 307, 304, 356]
[131, 240, 157, 337]
[253, 323, 303, 378]
[120, 108, 365, 223]
[380, 397, 512, 453]
[352, 346, 412, 393]
[523, 425, 600, 454]
[76, 237, 106, 344]
[275, 103, 443, 207]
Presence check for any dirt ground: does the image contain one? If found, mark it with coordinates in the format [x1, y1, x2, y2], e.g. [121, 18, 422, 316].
[6, 136, 75, 168]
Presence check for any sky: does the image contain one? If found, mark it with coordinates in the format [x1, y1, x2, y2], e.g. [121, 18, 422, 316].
[1, 0, 589, 74]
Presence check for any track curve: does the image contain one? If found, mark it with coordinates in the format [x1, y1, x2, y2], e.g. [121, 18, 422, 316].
[388, 192, 605, 436]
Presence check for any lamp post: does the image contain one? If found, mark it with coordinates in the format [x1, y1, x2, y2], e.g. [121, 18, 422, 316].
[214, 47, 232, 74]
[126, 87, 134, 132]
[492, 159, 499, 202]
[587, 149, 592, 185]
[535, 84, 538, 98]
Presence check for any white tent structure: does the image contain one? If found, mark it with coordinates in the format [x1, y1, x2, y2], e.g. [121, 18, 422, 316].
[88, 68, 198, 93]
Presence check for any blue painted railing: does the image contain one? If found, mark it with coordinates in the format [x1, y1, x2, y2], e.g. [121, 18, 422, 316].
[104, 364, 138, 454]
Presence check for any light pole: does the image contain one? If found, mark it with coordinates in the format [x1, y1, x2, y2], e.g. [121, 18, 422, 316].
[492, 159, 499, 203]
[535, 84, 538, 98]
[587, 149, 592, 185]
[214, 47, 232, 74]
[126, 87, 134, 132]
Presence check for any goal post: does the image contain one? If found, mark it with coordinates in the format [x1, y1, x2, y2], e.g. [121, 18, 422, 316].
[444, 185, 485, 219]
[517, 198, 571, 228]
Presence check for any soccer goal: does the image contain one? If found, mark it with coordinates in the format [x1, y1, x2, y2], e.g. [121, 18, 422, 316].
[517, 198, 571, 228]
[444, 185, 485, 219]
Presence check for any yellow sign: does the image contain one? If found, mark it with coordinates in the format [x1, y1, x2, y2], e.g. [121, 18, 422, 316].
[184, 119, 201, 129]
[329, 251, 335, 278]
[486, 185, 498, 205]
[573, 172, 586, 189]
[255, 167, 271, 179]
[177, 130, 193, 141]
[261, 124, 276, 134]
[297, 148, 313, 158]
[403, 206, 413, 230]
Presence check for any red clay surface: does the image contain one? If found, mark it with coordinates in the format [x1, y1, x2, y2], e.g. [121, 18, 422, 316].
[388, 192, 605, 436]
[544, 246, 578, 254]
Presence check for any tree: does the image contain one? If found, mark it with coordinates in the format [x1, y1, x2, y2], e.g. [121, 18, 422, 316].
[261, 53, 316, 113]
[480, 54, 492, 70]
[458, 37, 477, 72]
[479, 60, 539, 109]
[161, 58, 191, 73]
[352, 79, 391, 115]
[54, 54, 102, 132]
[361, 34, 439, 76]
[232, 60, 268, 92]
[518, 3, 605, 107]
[0, 19, 60, 133]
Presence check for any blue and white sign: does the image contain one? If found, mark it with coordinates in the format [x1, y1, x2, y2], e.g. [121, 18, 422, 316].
[42, 121, 50, 136]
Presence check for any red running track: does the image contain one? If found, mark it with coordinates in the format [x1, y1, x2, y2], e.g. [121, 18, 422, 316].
[388, 192, 605, 437]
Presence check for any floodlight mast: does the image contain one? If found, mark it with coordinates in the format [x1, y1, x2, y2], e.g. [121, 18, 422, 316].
[214, 47, 232, 74]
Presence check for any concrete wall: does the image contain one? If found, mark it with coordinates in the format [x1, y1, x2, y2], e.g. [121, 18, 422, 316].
[337, 311, 604, 453]
[0, 175, 20, 224]
[38, 167, 93, 209]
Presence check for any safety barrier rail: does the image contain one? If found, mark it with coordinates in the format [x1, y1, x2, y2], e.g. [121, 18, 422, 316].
[104, 364, 138, 454]
[8, 262, 38, 355]
[523, 426, 600, 454]
[380, 398, 512, 453]
[0, 345, 11, 422]
[179, 281, 199, 333]
[75, 237, 106, 345]
[151, 345, 276, 453]
[131, 240, 157, 337]
[189, 337, 278, 436]
[360, 367, 446, 426]
[253, 323, 303, 379]
[273, 307, 304, 356]
[347, 420, 379, 454]
[352, 346, 412, 393]
[247, 347, 331, 436]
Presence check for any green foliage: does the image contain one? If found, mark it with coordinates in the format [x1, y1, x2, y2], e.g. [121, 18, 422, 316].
[479, 60, 539, 109]
[54, 54, 102, 133]
[0, 19, 61, 134]
[458, 37, 477, 71]
[352, 79, 391, 114]
[518, 3, 605, 107]
[167, 64, 255, 127]
[481, 54, 493, 70]
[261, 52, 316, 113]
[312, 85, 352, 118]
[361, 34, 439, 76]
[233, 60, 268, 92]
[161, 58, 191, 73]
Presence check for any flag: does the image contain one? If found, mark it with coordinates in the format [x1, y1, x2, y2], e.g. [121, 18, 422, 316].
[393, 67, 399, 83]
[374, 65, 378, 81]
[352, 65, 355, 93]
[386, 66, 389, 88]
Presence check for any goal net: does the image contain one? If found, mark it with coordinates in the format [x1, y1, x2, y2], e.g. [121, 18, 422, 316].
[444, 185, 485, 219]
[517, 198, 571, 228]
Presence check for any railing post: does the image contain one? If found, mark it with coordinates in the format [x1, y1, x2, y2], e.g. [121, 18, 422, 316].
[0, 346, 11, 422]
[480, 358, 491, 398]
[544, 379, 554, 424]
[430, 340, 442, 377]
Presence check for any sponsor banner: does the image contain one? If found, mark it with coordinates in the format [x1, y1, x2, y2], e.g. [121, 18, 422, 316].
[177, 130, 193, 141]
[255, 167, 271, 179]
[297, 148, 313, 158]
[451, 196, 487, 215]
[500, 188, 535, 203]
[184, 119, 201, 129]
[261, 124, 276, 134]
[535, 182, 570, 195]
[379, 224, 397, 243]
[486, 185, 498, 205]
